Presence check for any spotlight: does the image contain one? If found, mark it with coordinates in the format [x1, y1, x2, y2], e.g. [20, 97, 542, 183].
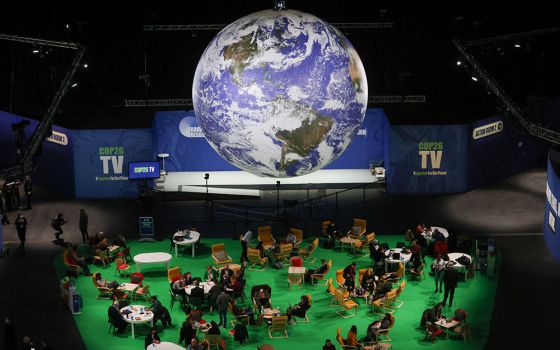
[471, 76, 478, 82]
[273, 0, 286, 11]
[65, 24, 70, 29]
[32, 49, 39, 54]
[83, 63, 88, 68]
[71, 83, 78, 88]
[456, 60, 462, 66]
[514, 43, 521, 48]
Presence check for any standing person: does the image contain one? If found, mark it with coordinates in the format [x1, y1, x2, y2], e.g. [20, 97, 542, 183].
[79, 209, 89, 244]
[240, 228, 252, 263]
[432, 254, 445, 293]
[51, 213, 67, 240]
[343, 262, 357, 292]
[23, 176, 32, 210]
[442, 264, 459, 308]
[15, 213, 27, 254]
[216, 290, 231, 327]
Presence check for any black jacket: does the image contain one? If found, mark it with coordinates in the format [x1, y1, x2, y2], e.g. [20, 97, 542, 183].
[190, 286, 205, 299]
[144, 332, 160, 349]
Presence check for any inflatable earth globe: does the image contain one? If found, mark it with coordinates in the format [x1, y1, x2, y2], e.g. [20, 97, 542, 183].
[193, 8, 368, 177]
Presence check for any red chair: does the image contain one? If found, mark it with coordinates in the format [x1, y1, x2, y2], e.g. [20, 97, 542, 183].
[117, 247, 132, 262]
[130, 272, 144, 286]
[290, 256, 303, 267]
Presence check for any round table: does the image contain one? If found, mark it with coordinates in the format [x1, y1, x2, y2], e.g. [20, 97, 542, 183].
[261, 308, 281, 324]
[173, 230, 201, 258]
[120, 305, 154, 338]
[185, 281, 215, 295]
[133, 252, 172, 272]
[422, 226, 449, 244]
[384, 248, 412, 271]
[147, 341, 186, 350]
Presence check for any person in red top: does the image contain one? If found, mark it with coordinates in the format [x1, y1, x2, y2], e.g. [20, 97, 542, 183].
[67, 245, 92, 276]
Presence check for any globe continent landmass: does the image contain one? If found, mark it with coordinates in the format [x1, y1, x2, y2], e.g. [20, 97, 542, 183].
[193, 9, 368, 177]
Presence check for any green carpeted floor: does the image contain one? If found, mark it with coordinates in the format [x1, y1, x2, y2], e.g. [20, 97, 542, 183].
[54, 235, 500, 350]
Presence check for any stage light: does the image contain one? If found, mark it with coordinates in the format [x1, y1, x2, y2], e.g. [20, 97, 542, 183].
[83, 63, 88, 68]
[456, 60, 462, 66]
[274, 0, 286, 11]
[71, 83, 78, 88]
[514, 43, 521, 48]
[65, 24, 70, 29]
[32, 49, 39, 54]
[471, 76, 478, 82]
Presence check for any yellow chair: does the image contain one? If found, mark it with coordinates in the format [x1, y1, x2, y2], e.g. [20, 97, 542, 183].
[274, 243, 292, 264]
[336, 327, 360, 350]
[299, 238, 319, 263]
[354, 232, 376, 253]
[92, 272, 112, 300]
[348, 218, 366, 239]
[212, 243, 232, 265]
[386, 263, 405, 283]
[358, 268, 374, 289]
[335, 269, 346, 289]
[167, 266, 182, 283]
[133, 284, 151, 301]
[258, 226, 276, 249]
[377, 314, 395, 342]
[268, 315, 289, 338]
[311, 259, 332, 285]
[290, 228, 303, 247]
[394, 280, 406, 308]
[333, 288, 358, 318]
[248, 247, 268, 271]
[93, 249, 110, 266]
[371, 289, 397, 315]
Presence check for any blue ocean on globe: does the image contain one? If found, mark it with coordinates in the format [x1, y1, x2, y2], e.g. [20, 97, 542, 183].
[193, 9, 368, 177]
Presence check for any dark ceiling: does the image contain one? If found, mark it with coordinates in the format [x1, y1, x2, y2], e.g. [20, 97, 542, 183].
[0, 0, 559, 129]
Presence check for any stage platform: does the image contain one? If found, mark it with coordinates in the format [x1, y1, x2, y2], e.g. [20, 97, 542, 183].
[156, 169, 384, 197]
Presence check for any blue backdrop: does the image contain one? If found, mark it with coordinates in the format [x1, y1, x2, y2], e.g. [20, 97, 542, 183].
[152, 108, 390, 172]
[73, 129, 153, 198]
[544, 151, 560, 261]
[0, 111, 75, 197]
[387, 125, 469, 193]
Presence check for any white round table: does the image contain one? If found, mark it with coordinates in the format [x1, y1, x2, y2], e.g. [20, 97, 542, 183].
[147, 341, 186, 350]
[446, 252, 472, 281]
[134, 252, 172, 272]
[185, 281, 215, 295]
[384, 248, 412, 271]
[173, 230, 200, 258]
[120, 305, 154, 338]
[422, 226, 449, 244]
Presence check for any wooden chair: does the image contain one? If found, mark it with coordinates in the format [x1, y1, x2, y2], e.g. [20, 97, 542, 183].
[114, 257, 130, 277]
[333, 288, 358, 318]
[268, 315, 288, 338]
[274, 243, 292, 264]
[288, 273, 303, 290]
[93, 249, 110, 266]
[290, 228, 303, 247]
[258, 226, 276, 249]
[348, 218, 366, 239]
[311, 259, 332, 285]
[248, 248, 268, 271]
[204, 334, 224, 350]
[167, 266, 182, 283]
[377, 314, 395, 342]
[133, 284, 151, 301]
[212, 243, 232, 265]
[92, 272, 112, 300]
[298, 238, 319, 263]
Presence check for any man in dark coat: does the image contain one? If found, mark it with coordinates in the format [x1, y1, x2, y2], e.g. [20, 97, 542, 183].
[442, 265, 459, 308]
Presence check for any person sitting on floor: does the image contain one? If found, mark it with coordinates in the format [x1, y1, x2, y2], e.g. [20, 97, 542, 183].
[144, 327, 160, 349]
[305, 258, 328, 282]
[95, 272, 119, 289]
[108, 301, 128, 333]
[286, 295, 311, 324]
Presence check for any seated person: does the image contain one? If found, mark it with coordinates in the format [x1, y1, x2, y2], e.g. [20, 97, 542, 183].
[147, 295, 171, 327]
[404, 229, 415, 243]
[286, 231, 297, 246]
[231, 298, 255, 324]
[373, 245, 387, 266]
[190, 280, 205, 300]
[360, 269, 377, 294]
[253, 288, 271, 310]
[207, 320, 221, 335]
[112, 234, 127, 248]
[365, 313, 392, 342]
[108, 301, 127, 333]
[286, 295, 310, 323]
[95, 273, 119, 289]
[144, 327, 160, 349]
[410, 240, 422, 260]
[173, 276, 188, 301]
[453, 308, 468, 322]
[221, 277, 234, 294]
[323, 339, 336, 350]
[179, 318, 196, 347]
[231, 276, 244, 299]
[427, 302, 445, 323]
[184, 272, 194, 286]
[305, 258, 328, 282]
[188, 308, 203, 323]
[67, 245, 92, 276]
[204, 265, 218, 282]
[337, 325, 360, 349]
[343, 262, 357, 292]
[408, 255, 424, 276]
[187, 338, 202, 350]
[220, 265, 234, 281]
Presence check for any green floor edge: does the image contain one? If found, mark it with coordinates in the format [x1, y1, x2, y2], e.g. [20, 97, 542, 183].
[53, 236, 501, 350]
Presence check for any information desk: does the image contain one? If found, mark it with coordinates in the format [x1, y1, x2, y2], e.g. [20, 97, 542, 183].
[120, 305, 154, 338]
[173, 230, 201, 258]
[133, 252, 172, 272]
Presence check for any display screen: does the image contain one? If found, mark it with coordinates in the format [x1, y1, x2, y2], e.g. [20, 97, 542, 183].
[128, 161, 160, 179]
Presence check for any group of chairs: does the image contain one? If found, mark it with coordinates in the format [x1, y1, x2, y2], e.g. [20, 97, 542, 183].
[92, 271, 149, 302]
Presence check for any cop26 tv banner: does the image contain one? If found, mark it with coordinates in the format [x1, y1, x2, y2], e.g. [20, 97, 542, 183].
[73, 129, 153, 198]
[387, 125, 469, 194]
